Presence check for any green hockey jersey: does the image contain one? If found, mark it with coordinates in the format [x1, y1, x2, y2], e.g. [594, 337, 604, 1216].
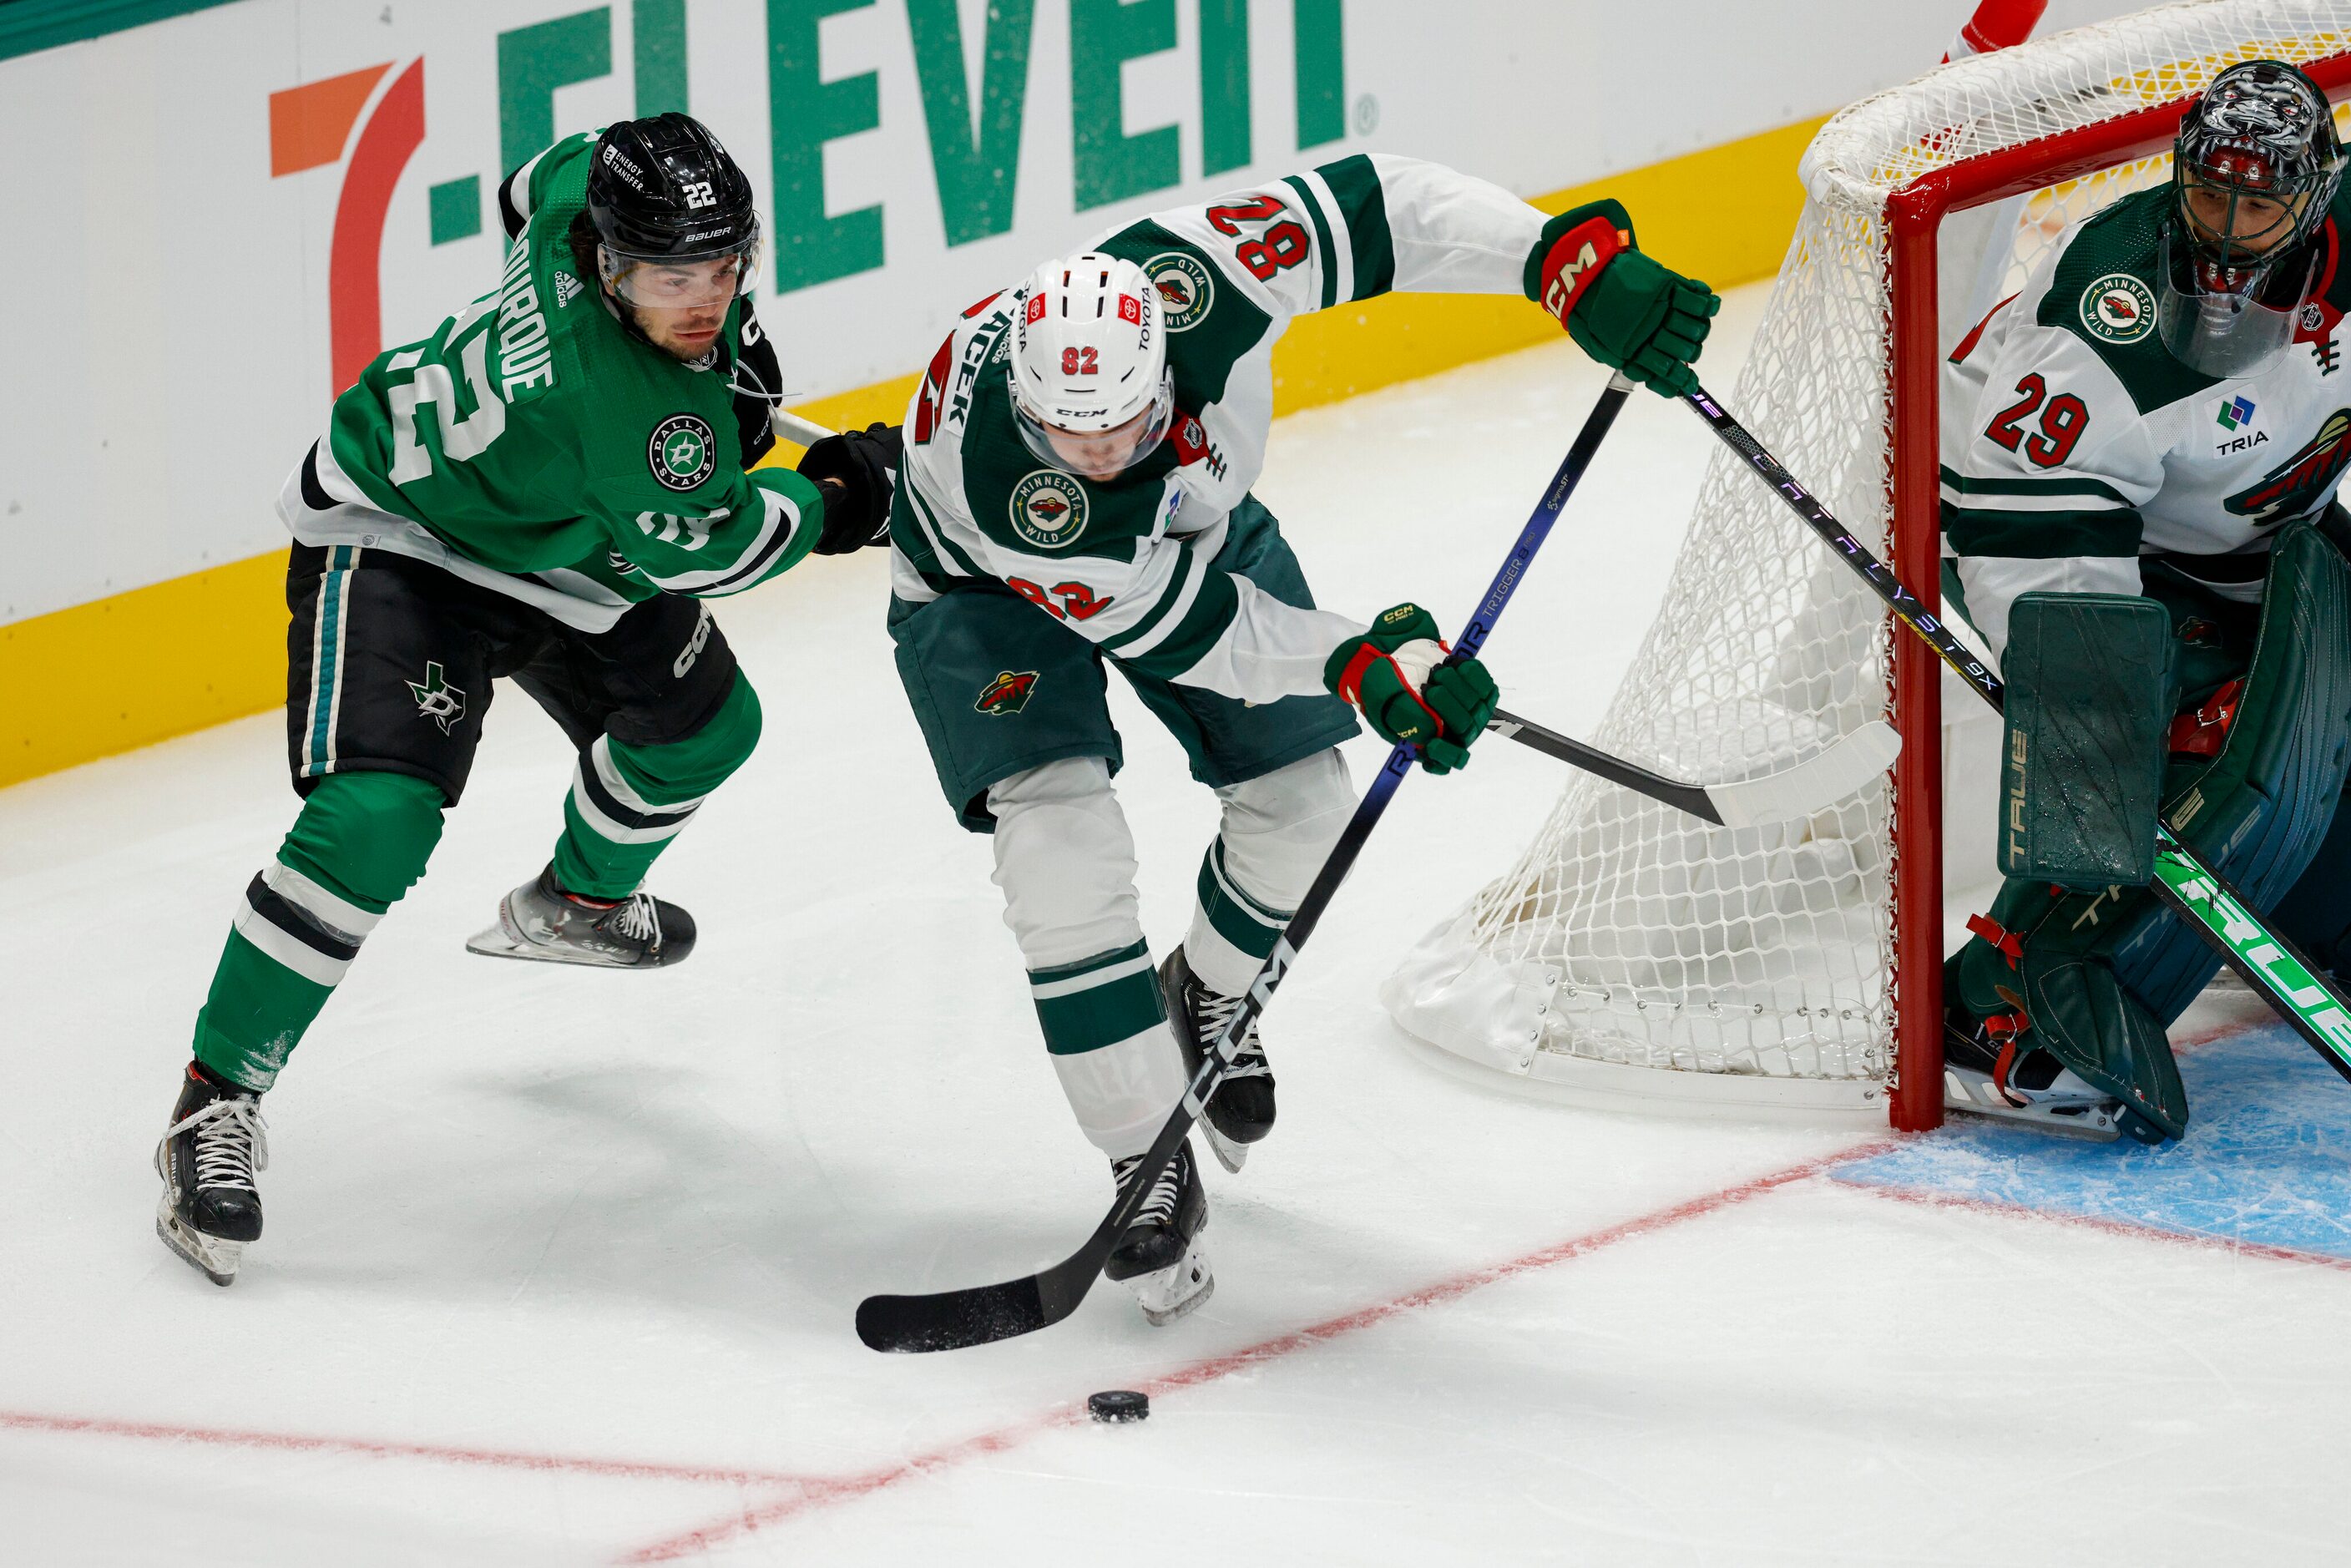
[889, 154, 1555, 703]
[281, 132, 827, 632]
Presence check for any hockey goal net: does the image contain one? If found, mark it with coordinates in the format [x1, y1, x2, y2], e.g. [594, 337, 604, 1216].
[1383, 2, 2351, 1130]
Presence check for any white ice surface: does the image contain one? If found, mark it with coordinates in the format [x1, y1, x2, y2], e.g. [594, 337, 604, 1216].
[6, 285, 2348, 1565]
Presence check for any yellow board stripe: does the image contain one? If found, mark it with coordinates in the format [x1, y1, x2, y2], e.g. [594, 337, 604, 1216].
[0, 115, 1826, 791]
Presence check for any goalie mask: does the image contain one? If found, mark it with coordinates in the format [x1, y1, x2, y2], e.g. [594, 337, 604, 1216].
[2158, 59, 2345, 377]
[1007, 253, 1176, 482]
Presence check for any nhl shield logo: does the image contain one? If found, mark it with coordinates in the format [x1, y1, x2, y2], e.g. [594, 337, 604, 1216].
[2080, 273, 2157, 344]
[975, 670, 1039, 716]
[1009, 470, 1090, 549]
[1146, 252, 1215, 331]
[649, 413, 717, 493]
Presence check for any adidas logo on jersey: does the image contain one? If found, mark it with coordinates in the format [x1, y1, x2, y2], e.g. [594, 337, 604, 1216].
[554, 271, 584, 307]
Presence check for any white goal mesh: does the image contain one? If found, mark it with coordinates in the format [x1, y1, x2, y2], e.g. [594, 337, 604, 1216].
[1383, 2, 2351, 1116]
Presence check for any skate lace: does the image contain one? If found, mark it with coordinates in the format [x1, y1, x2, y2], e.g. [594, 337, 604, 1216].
[1195, 987, 1268, 1080]
[1115, 1151, 1186, 1228]
[164, 1097, 269, 1192]
[605, 892, 660, 945]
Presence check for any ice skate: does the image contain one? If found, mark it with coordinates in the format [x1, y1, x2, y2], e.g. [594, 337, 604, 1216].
[1942, 1007, 2122, 1141]
[466, 863, 696, 969]
[1104, 1141, 1214, 1326]
[154, 1063, 268, 1286]
[1160, 948, 1274, 1173]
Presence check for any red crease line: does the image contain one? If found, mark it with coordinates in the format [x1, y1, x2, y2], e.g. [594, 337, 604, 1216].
[1841, 1178, 2351, 1272]
[619, 1136, 1898, 1562]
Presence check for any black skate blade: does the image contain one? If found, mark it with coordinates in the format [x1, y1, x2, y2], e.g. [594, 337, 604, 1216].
[857, 1277, 1051, 1353]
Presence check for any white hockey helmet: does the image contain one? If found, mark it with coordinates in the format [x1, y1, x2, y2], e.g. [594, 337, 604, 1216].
[1008, 252, 1176, 480]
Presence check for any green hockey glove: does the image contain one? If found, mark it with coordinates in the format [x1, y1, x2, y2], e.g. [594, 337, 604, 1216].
[1524, 200, 1720, 398]
[1323, 604, 1500, 774]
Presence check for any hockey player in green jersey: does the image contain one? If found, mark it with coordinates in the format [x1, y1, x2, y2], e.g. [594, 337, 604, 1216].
[887, 155, 1717, 1322]
[1939, 61, 2351, 1142]
[154, 114, 898, 1286]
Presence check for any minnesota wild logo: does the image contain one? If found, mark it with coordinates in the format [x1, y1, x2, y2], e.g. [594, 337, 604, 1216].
[1146, 252, 1214, 331]
[975, 670, 1039, 716]
[1009, 470, 1090, 549]
[649, 413, 716, 493]
[2080, 272, 2157, 344]
[2226, 408, 2351, 524]
[406, 660, 467, 734]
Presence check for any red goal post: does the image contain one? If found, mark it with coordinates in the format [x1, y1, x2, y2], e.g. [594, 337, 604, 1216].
[1885, 43, 2351, 1130]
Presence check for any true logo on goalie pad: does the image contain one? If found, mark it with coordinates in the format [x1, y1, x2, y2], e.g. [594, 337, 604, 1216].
[2080, 273, 2157, 343]
[975, 670, 1039, 716]
[1009, 470, 1090, 549]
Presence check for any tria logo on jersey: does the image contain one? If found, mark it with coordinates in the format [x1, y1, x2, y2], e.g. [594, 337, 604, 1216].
[2217, 395, 2268, 455]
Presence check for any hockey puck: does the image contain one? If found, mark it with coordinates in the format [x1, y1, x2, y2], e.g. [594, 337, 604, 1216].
[1088, 1389, 1149, 1424]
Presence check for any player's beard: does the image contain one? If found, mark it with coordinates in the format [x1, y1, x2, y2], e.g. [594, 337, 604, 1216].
[634, 305, 727, 362]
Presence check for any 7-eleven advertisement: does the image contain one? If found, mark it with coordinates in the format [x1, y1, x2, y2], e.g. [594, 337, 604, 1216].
[0, 0, 1945, 629]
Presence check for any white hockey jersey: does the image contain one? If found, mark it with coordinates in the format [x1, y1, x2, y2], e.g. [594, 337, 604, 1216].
[1942, 184, 2351, 656]
[887, 155, 1552, 704]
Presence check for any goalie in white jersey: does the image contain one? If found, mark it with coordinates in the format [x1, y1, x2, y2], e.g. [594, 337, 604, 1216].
[886, 155, 1716, 1322]
[1940, 61, 2351, 1142]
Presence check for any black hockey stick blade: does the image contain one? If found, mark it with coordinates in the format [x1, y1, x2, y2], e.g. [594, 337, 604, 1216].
[1486, 708, 1902, 827]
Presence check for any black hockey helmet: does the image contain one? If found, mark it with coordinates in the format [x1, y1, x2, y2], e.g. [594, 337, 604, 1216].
[2158, 60, 2345, 375]
[584, 114, 761, 309]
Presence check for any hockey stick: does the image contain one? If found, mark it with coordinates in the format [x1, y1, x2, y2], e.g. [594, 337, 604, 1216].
[771, 408, 1887, 826]
[854, 373, 1640, 1353]
[1681, 383, 2351, 1090]
[1487, 707, 1900, 828]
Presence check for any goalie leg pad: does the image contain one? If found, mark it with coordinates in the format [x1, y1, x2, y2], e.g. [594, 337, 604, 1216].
[1997, 592, 2172, 889]
[1952, 524, 2351, 1138]
[2107, 521, 2351, 1023]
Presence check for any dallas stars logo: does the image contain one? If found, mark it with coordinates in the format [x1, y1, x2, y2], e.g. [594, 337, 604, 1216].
[648, 413, 717, 493]
[406, 661, 467, 734]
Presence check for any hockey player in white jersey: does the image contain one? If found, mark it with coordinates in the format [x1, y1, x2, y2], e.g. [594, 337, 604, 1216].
[1939, 61, 2351, 1141]
[886, 154, 1718, 1320]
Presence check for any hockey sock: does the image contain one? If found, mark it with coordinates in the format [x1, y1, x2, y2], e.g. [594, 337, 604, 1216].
[987, 757, 1186, 1157]
[1184, 749, 1353, 996]
[1034, 942, 1187, 1159]
[552, 670, 761, 900]
[192, 771, 446, 1091]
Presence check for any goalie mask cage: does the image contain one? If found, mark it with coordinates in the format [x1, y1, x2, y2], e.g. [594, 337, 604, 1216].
[1383, 2, 2351, 1131]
